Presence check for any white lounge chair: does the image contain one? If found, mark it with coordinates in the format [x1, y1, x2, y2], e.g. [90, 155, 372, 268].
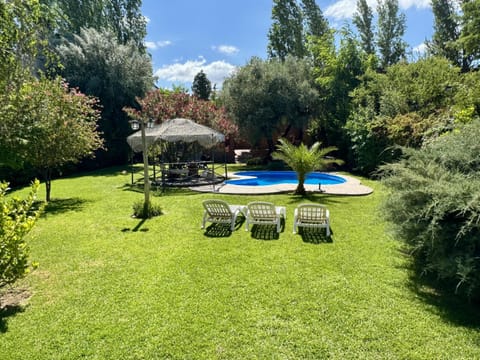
[201, 199, 246, 231]
[293, 203, 330, 236]
[245, 201, 286, 233]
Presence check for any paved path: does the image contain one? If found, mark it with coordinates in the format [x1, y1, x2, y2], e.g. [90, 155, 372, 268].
[190, 173, 373, 196]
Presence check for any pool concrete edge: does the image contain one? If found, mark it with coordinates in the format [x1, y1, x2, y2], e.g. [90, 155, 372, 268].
[189, 172, 373, 196]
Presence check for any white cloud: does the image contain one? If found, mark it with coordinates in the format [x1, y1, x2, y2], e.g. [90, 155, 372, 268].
[212, 45, 240, 55]
[399, 0, 430, 9]
[413, 42, 428, 55]
[154, 57, 236, 86]
[325, 0, 430, 20]
[145, 40, 172, 50]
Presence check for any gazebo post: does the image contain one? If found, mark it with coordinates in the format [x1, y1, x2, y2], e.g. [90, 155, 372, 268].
[211, 134, 215, 192]
[224, 142, 228, 180]
[130, 149, 134, 185]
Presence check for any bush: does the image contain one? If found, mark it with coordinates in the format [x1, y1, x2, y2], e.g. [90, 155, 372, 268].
[380, 120, 480, 300]
[0, 180, 43, 291]
[246, 157, 264, 166]
[132, 200, 162, 219]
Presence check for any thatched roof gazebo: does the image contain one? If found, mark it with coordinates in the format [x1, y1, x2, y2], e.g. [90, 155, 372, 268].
[126, 118, 226, 189]
[127, 118, 225, 152]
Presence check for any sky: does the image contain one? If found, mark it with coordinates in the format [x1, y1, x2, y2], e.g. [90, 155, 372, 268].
[141, 0, 434, 90]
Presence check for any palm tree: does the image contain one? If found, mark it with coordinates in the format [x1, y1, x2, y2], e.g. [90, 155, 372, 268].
[272, 138, 344, 195]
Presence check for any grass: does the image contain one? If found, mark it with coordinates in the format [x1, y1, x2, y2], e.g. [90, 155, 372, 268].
[1, 165, 479, 359]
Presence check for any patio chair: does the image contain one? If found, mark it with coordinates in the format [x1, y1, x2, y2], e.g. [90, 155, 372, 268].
[201, 199, 246, 231]
[245, 201, 286, 233]
[293, 203, 330, 236]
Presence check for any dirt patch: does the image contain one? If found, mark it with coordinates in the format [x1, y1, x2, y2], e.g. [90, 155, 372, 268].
[0, 287, 32, 310]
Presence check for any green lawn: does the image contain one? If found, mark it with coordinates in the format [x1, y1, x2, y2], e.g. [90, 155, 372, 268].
[1, 165, 479, 359]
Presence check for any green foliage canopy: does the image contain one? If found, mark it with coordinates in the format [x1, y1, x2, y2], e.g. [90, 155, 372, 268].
[43, 0, 147, 49]
[57, 27, 153, 165]
[353, 0, 375, 55]
[458, 0, 480, 65]
[346, 57, 461, 174]
[376, 0, 407, 69]
[310, 28, 364, 156]
[267, 0, 329, 60]
[221, 56, 319, 155]
[428, 0, 466, 70]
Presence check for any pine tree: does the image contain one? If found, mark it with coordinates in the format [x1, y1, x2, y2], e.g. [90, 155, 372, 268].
[192, 70, 212, 100]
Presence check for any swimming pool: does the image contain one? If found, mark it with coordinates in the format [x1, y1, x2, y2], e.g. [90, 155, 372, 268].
[225, 171, 346, 186]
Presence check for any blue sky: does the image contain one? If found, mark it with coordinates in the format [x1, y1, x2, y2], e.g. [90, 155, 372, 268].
[141, 0, 434, 89]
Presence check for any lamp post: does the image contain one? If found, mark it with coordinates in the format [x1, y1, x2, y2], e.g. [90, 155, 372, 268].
[130, 118, 154, 216]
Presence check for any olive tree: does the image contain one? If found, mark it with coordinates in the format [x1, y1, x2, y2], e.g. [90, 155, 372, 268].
[221, 56, 319, 158]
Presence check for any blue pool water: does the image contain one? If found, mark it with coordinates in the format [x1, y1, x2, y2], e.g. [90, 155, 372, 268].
[225, 171, 346, 186]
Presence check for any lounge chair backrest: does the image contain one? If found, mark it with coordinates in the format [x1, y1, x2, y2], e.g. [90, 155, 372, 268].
[247, 201, 276, 220]
[203, 200, 232, 218]
[297, 204, 328, 223]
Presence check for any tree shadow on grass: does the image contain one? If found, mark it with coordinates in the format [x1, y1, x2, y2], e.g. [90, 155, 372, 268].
[397, 256, 480, 329]
[286, 193, 344, 207]
[0, 305, 25, 333]
[42, 197, 89, 216]
[298, 227, 333, 244]
[0, 288, 30, 333]
[121, 218, 149, 233]
[119, 183, 199, 198]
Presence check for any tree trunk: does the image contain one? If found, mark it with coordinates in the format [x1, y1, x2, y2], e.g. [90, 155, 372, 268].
[295, 173, 306, 196]
[267, 137, 275, 160]
[44, 169, 52, 202]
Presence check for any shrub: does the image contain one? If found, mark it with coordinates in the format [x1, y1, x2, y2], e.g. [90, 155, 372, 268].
[380, 120, 480, 300]
[0, 180, 43, 291]
[246, 157, 264, 166]
[132, 200, 162, 219]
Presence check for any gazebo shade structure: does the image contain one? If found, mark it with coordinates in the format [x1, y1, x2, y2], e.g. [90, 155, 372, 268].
[126, 118, 225, 153]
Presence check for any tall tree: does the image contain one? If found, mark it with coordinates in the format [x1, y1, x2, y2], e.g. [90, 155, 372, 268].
[43, 0, 147, 49]
[192, 70, 212, 100]
[310, 28, 364, 157]
[458, 0, 480, 67]
[57, 27, 153, 165]
[353, 0, 375, 55]
[267, 0, 305, 60]
[376, 0, 407, 69]
[300, 0, 329, 39]
[427, 0, 470, 70]
[0, 0, 56, 167]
